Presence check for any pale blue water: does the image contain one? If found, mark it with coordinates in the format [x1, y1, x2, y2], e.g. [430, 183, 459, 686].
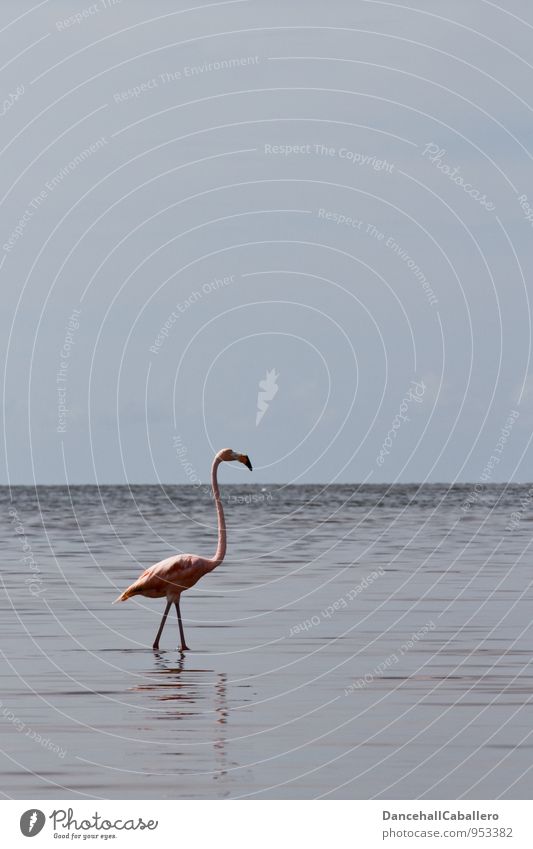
[1, 484, 532, 799]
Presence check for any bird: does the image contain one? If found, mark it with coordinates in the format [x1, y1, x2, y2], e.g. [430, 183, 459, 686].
[114, 448, 252, 651]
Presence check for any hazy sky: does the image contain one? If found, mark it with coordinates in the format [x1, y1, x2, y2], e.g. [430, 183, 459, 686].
[1, 0, 533, 484]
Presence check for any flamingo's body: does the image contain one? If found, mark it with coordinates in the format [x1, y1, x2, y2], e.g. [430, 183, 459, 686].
[114, 448, 252, 650]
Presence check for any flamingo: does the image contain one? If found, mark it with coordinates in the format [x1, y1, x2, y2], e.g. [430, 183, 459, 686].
[114, 448, 252, 650]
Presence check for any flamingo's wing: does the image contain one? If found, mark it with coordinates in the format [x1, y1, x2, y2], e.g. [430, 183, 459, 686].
[113, 556, 182, 602]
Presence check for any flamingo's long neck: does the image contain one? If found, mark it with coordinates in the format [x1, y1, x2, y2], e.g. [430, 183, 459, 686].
[210, 456, 226, 567]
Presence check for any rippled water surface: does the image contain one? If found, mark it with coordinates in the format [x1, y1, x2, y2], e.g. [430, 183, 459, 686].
[1, 484, 532, 799]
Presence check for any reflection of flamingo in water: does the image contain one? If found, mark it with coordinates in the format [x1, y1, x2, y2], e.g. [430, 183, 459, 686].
[131, 657, 230, 783]
[114, 449, 252, 650]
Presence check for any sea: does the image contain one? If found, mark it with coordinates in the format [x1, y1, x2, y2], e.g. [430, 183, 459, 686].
[0, 483, 531, 799]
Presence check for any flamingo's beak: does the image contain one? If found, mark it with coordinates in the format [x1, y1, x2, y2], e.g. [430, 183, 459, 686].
[239, 454, 253, 471]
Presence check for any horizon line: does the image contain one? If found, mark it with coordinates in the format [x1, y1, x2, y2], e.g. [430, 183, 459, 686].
[0, 481, 530, 487]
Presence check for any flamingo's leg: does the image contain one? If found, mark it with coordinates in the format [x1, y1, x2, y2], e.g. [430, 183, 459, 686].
[152, 600, 171, 650]
[175, 599, 190, 651]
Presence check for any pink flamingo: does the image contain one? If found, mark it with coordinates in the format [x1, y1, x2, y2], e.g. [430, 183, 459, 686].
[114, 448, 252, 650]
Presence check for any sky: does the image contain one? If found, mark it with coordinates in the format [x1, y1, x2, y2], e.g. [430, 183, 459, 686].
[1, 0, 533, 485]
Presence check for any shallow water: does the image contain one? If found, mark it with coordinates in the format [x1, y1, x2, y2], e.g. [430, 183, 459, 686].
[1, 484, 532, 799]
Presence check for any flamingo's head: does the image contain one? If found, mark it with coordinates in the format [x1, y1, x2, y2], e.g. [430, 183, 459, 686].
[217, 448, 253, 470]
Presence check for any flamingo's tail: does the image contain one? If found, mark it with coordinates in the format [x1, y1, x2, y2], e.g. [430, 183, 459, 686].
[112, 587, 137, 604]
